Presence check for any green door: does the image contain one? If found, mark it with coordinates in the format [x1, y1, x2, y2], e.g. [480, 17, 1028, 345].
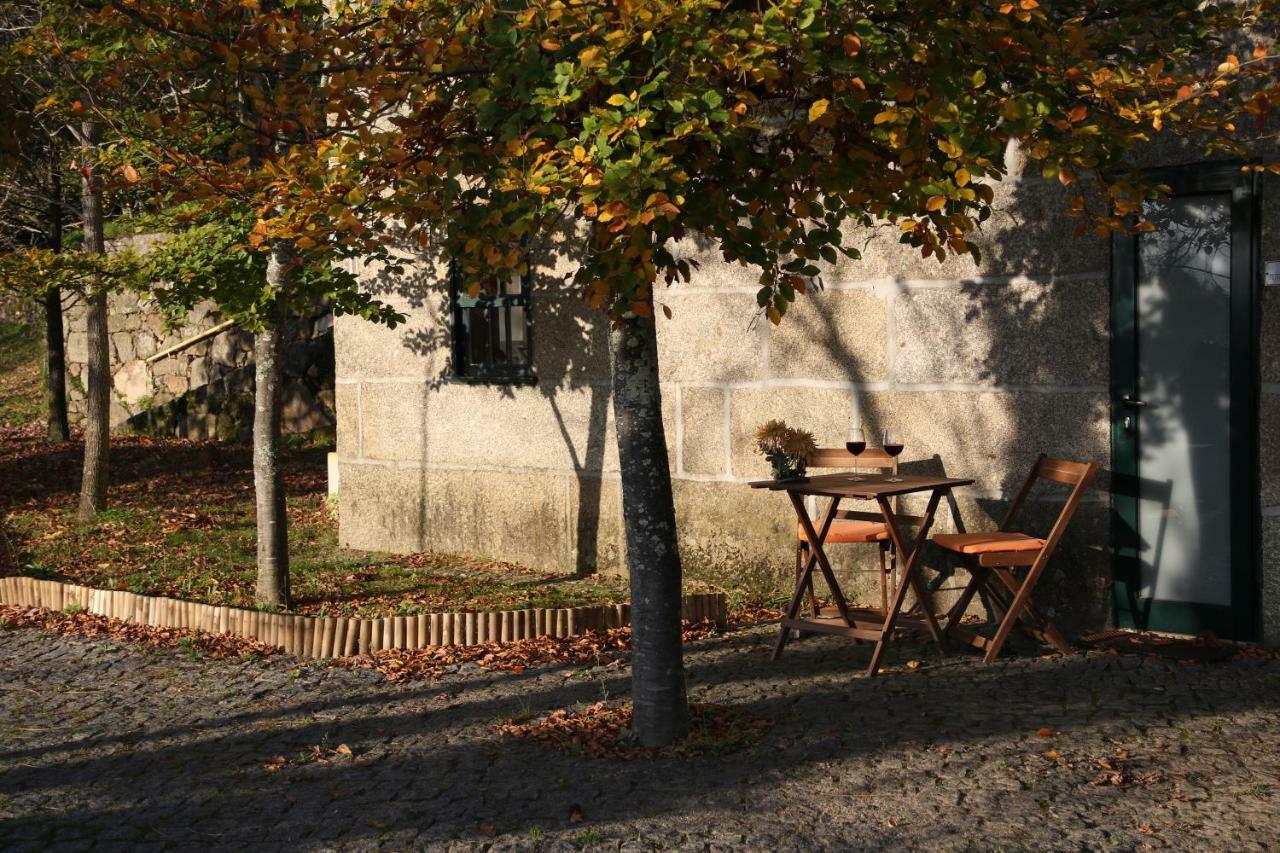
[1111, 163, 1261, 639]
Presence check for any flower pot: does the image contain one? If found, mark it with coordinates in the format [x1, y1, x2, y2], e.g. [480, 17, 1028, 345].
[769, 453, 807, 480]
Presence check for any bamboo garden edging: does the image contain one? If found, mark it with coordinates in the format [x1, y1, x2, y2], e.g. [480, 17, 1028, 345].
[0, 576, 727, 659]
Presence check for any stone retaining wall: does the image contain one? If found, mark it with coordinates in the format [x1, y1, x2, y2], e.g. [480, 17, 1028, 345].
[0, 576, 726, 658]
[61, 234, 335, 439]
[0, 295, 43, 328]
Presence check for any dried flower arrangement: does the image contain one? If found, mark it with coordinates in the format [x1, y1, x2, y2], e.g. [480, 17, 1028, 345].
[754, 419, 817, 480]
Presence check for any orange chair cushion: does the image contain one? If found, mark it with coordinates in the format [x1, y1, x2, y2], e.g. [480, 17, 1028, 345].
[932, 532, 1045, 555]
[798, 519, 890, 544]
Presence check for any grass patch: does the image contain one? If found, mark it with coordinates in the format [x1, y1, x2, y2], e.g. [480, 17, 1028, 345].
[1, 427, 697, 617]
[0, 322, 44, 429]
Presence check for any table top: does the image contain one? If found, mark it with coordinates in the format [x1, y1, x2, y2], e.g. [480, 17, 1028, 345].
[747, 472, 974, 499]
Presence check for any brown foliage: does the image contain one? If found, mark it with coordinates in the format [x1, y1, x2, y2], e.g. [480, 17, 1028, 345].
[0, 603, 279, 659]
[340, 620, 719, 683]
[495, 701, 773, 761]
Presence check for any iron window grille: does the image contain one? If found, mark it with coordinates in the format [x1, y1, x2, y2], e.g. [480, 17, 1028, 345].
[448, 263, 535, 384]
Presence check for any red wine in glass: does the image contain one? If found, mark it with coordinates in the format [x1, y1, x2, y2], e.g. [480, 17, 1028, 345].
[883, 429, 904, 482]
[846, 429, 866, 480]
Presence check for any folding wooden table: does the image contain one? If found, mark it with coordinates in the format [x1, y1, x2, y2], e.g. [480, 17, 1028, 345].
[750, 472, 974, 676]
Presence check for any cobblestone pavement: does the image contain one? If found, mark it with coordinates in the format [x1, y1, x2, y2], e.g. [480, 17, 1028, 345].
[2, 624, 1280, 852]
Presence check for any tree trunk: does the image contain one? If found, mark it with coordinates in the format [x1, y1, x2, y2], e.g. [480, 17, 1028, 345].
[44, 285, 69, 443]
[44, 158, 69, 443]
[75, 122, 108, 521]
[253, 257, 290, 608]
[609, 311, 688, 747]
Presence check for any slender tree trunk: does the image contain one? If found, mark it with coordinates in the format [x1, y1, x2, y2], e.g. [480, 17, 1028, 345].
[610, 310, 688, 747]
[44, 285, 69, 442]
[247, 0, 296, 608]
[76, 122, 108, 521]
[253, 256, 290, 608]
[44, 158, 69, 443]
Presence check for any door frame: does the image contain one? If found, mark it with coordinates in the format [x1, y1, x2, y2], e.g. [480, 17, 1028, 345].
[1109, 161, 1262, 639]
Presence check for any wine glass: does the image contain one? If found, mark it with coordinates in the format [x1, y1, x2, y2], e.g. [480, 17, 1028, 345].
[845, 428, 866, 481]
[883, 429, 904, 482]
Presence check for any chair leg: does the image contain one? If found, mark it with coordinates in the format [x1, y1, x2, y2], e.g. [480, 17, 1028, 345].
[983, 560, 1052, 663]
[941, 558, 986, 640]
[878, 544, 889, 614]
[890, 547, 899, 610]
[792, 541, 806, 639]
[990, 567, 1073, 656]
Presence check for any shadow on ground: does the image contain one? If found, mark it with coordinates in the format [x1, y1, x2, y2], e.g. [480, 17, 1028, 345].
[1, 623, 1278, 850]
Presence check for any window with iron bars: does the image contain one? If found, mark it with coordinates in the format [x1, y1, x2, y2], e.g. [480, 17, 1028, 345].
[448, 264, 534, 384]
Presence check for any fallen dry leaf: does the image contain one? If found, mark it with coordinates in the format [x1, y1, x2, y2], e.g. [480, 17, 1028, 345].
[1088, 752, 1161, 788]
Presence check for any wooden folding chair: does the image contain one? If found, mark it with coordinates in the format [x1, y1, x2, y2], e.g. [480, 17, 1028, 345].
[935, 454, 1098, 662]
[795, 448, 914, 616]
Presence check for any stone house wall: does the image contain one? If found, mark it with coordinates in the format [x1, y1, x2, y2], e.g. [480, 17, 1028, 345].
[334, 148, 1280, 641]
[62, 234, 336, 439]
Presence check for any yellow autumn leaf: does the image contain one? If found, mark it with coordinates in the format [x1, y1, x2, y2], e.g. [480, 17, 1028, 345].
[926, 195, 947, 212]
[606, 94, 629, 107]
[874, 110, 898, 125]
[954, 168, 970, 186]
[808, 99, 829, 122]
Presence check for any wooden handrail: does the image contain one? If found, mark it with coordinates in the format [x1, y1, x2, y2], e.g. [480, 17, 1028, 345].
[144, 319, 237, 363]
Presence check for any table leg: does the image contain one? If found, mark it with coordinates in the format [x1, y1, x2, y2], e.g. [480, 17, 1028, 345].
[772, 495, 841, 661]
[865, 488, 947, 676]
[793, 492, 853, 623]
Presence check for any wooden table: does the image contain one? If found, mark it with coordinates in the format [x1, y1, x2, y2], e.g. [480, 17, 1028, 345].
[749, 472, 974, 676]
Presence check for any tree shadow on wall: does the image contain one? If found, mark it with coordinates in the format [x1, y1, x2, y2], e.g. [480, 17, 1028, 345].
[352, 223, 614, 577]
[946, 169, 1240, 634]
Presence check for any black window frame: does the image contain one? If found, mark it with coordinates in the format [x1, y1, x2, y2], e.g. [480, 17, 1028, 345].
[447, 262, 536, 386]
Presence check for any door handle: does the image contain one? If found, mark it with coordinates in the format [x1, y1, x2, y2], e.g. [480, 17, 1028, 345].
[1120, 395, 1149, 408]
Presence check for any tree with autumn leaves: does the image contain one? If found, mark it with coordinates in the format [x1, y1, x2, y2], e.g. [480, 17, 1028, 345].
[4, 0, 405, 605]
[15, 0, 1278, 747]
[0, 0, 161, 519]
[308, 0, 1272, 745]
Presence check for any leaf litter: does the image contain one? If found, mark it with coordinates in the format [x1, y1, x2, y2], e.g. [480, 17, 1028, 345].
[495, 701, 774, 761]
[340, 619, 719, 682]
[2, 599, 724, 684]
[0, 603, 279, 659]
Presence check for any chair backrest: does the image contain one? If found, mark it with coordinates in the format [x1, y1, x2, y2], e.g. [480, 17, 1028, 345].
[1000, 454, 1099, 554]
[808, 447, 899, 474]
